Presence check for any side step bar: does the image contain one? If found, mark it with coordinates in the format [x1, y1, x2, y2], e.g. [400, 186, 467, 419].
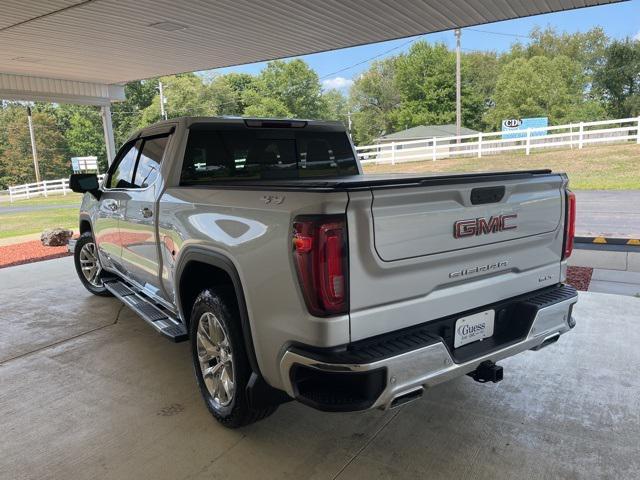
[104, 280, 188, 342]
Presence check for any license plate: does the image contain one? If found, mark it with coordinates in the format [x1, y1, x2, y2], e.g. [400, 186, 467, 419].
[454, 310, 495, 348]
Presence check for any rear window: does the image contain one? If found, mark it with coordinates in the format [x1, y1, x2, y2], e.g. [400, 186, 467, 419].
[180, 127, 358, 184]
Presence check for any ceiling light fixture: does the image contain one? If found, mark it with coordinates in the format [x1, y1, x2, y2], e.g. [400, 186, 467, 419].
[148, 21, 188, 32]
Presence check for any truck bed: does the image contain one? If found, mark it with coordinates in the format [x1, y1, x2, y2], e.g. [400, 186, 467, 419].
[181, 170, 555, 191]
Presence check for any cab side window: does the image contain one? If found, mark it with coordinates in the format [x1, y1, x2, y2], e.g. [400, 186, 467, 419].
[107, 140, 141, 189]
[133, 135, 169, 188]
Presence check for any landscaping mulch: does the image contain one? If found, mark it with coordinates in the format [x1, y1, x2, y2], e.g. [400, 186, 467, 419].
[0, 240, 72, 269]
[566, 266, 593, 291]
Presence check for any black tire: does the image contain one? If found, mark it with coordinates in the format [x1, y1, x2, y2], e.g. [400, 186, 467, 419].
[190, 288, 277, 428]
[73, 232, 113, 297]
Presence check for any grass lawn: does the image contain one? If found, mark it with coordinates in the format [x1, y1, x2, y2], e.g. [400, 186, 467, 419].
[0, 194, 83, 240]
[0, 193, 82, 207]
[0, 208, 79, 239]
[363, 143, 640, 190]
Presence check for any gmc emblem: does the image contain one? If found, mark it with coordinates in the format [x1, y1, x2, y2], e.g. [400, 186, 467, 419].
[453, 214, 517, 238]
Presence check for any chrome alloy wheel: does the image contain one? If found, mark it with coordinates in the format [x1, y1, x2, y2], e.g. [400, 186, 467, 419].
[79, 242, 103, 287]
[197, 312, 235, 407]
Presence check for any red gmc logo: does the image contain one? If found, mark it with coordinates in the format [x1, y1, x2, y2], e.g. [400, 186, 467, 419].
[454, 214, 518, 238]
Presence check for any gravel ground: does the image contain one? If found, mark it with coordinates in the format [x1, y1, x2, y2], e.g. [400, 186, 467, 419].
[0, 240, 71, 269]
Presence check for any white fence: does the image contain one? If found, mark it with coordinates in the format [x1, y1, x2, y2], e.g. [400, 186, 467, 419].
[9, 175, 105, 203]
[357, 116, 640, 165]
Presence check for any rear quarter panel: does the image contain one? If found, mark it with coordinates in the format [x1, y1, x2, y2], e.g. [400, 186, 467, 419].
[158, 187, 349, 389]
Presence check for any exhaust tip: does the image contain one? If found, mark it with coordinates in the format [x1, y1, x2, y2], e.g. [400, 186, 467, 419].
[390, 388, 424, 408]
[530, 333, 561, 351]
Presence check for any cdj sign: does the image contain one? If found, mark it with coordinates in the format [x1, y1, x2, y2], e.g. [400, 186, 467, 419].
[71, 156, 99, 173]
[501, 117, 548, 139]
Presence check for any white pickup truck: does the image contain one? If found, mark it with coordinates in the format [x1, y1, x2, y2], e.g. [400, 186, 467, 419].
[69, 117, 578, 427]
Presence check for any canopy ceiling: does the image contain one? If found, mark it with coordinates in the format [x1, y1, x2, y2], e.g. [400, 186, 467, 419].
[0, 0, 626, 88]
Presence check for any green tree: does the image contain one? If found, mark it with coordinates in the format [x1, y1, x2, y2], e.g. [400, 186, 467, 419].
[348, 58, 400, 144]
[246, 60, 326, 118]
[52, 104, 107, 171]
[111, 80, 158, 145]
[214, 72, 256, 115]
[391, 41, 484, 133]
[487, 55, 589, 128]
[320, 89, 348, 125]
[593, 38, 640, 118]
[507, 27, 609, 81]
[139, 73, 212, 126]
[0, 110, 70, 187]
[464, 51, 500, 129]
[242, 93, 291, 117]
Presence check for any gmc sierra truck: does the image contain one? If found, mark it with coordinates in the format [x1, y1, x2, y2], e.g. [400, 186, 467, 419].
[69, 117, 578, 428]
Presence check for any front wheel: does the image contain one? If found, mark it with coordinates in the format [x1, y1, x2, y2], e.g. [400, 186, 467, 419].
[73, 232, 112, 297]
[190, 289, 277, 428]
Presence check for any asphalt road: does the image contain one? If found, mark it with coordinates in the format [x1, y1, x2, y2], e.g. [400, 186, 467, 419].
[0, 190, 637, 237]
[574, 190, 640, 238]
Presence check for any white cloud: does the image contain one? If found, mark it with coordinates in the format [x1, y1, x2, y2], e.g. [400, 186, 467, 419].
[322, 76, 354, 91]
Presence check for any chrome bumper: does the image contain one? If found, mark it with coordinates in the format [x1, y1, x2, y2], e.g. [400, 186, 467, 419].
[280, 294, 577, 411]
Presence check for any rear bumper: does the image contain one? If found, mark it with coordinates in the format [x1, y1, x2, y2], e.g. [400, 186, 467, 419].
[279, 284, 577, 412]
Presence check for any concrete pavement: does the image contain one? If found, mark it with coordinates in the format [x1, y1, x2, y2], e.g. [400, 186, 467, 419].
[1, 258, 639, 480]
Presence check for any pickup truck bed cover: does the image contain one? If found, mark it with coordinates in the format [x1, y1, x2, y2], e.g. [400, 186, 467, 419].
[182, 169, 555, 191]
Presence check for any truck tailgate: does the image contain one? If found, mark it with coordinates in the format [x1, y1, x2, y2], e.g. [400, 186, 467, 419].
[347, 173, 567, 341]
[372, 176, 562, 261]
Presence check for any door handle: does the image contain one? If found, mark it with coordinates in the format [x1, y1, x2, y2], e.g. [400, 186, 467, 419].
[140, 207, 153, 218]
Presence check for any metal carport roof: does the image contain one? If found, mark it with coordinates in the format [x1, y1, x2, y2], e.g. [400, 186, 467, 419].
[1, 0, 626, 86]
[0, 0, 626, 162]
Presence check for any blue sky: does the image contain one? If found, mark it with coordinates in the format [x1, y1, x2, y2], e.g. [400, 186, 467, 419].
[205, 0, 639, 91]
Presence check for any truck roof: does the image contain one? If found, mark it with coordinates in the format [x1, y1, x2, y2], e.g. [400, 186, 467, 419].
[129, 116, 346, 141]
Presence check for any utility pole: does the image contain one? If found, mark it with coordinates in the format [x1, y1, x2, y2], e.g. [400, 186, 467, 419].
[454, 28, 462, 143]
[26, 106, 41, 183]
[159, 81, 167, 120]
[347, 110, 353, 139]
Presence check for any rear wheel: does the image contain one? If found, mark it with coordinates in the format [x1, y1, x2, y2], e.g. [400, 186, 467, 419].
[190, 289, 277, 428]
[73, 232, 112, 297]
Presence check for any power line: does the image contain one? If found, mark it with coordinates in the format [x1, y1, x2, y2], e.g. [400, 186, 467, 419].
[319, 35, 425, 80]
[466, 28, 532, 40]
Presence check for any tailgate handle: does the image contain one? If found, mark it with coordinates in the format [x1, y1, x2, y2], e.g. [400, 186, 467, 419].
[470, 186, 505, 205]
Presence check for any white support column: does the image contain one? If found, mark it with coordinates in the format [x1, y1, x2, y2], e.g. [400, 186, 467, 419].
[477, 132, 483, 158]
[101, 104, 116, 165]
[432, 137, 437, 161]
[637, 116, 640, 144]
[391, 142, 396, 165]
[525, 128, 531, 155]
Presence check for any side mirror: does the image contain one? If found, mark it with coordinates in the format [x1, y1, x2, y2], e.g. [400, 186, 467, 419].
[69, 174, 101, 199]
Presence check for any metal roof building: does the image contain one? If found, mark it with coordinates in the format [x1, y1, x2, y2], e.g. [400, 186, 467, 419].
[376, 124, 480, 143]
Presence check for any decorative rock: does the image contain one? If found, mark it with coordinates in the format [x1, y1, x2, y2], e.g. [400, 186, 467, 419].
[41, 228, 73, 247]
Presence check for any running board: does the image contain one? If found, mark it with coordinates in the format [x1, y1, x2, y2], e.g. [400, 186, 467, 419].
[104, 280, 188, 342]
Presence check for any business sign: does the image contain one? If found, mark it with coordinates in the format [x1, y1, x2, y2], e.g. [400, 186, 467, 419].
[501, 117, 548, 139]
[71, 156, 98, 173]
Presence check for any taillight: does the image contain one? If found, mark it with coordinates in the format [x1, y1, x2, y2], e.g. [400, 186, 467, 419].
[292, 216, 348, 316]
[563, 191, 576, 259]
